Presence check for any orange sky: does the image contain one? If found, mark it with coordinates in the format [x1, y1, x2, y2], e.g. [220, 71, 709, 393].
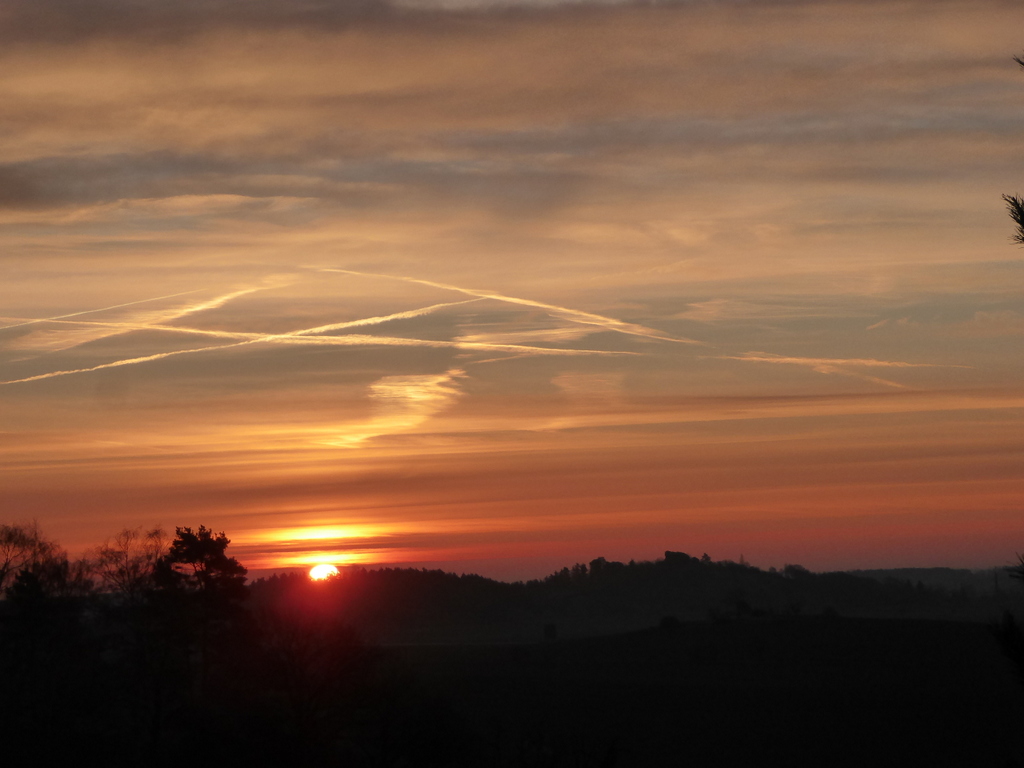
[2, 0, 1023, 579]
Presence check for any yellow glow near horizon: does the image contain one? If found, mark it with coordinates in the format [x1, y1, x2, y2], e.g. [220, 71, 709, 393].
[275, 525, 379, 541]
[234, 525, 384, 570]
[243, 524, 381, 543]
[283, 551, 367, 567]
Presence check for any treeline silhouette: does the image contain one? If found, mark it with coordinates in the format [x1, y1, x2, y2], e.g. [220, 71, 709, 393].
[0, 523, 464, 767]
[251, 551, 1014, 644]
[2, 522, 1023, 767]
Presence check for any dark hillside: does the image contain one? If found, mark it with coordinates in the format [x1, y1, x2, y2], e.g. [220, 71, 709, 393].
[250, 552, 1011, 644]
[396, 618, 1024, 767]
[4, 545, 1022, 767]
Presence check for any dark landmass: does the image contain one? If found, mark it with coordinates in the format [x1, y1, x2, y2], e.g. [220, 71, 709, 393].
[249, 552, 1020, 645]
[2, 545, 1024, 767]
[397, 618, 1024, 767]
[849, 566, 1018, 596]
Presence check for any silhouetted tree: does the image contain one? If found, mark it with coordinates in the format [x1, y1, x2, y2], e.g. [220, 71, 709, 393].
[95, 526, 168, 603]
[0, 521, 92, 603]
[1008, 553, 1024, 583]
[0, 521, 58, 592]
[155, 525, 247, 599]
[993, 557, 1024, 690]
[1006, 194, 1024, 245]
[1005, 54, 1024, 245]
[7, 552, 93, 602]
[138, 526, 250, 720]
[783, 563, 811, 579]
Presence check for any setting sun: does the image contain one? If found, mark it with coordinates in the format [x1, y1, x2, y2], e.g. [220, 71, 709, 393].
[309, 563, 340, 580]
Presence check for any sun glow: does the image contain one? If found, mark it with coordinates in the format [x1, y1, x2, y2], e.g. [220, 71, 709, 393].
[235, 524, 384, 569]
[309, 563, 340, 580]
[273, 525, 378, 541]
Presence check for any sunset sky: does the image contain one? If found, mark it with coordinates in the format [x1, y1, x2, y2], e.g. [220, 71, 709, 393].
[2, 0, 1023, 579]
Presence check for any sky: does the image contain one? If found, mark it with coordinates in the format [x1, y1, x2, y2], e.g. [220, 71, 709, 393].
[2, 0, 1023, 580]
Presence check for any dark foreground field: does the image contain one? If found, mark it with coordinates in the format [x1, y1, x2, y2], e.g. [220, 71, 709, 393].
[394, 618, 1024, 767]
[5, 550, 1024, 766]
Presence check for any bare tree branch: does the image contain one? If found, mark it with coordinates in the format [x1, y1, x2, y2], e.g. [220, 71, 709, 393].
[0, 521, 58, 591]
[95, 526, 168, 602]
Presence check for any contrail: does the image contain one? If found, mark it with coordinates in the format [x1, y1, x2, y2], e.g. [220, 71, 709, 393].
[0, 343, 246, 385]
[260, 333, 635, 356]
[7, 318, 259, 341]
[316, 268, 704, 345]
[0, 330, 633, 386]
[0, 290, 200, 331]
[162, 286, 269, 323]
[716, 352, 960, 369]
[851, 374, 909, 389]
[713, 351, 971, 390]
[0, 284, 282, 357]
[288, 299, 484, 336]
[5, 298, 484, 344]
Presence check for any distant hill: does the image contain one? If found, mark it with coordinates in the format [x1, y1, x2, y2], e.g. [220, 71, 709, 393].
[251, 552, 1020, 644]
[846, 566, 1015, 595]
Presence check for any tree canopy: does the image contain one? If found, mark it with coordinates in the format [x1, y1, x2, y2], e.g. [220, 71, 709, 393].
[155, 525, 247, 599]
[1006, 54, 1024, 245]
[94, 526, 168, 603]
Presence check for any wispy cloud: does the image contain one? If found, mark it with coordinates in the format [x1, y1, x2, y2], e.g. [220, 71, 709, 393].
[536, 389, 1024, 435]
[324, 368, 465, 447]
[674, 299, 861, 323]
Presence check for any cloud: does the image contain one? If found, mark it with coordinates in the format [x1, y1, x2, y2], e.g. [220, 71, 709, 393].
[955, 309, 1024, 337]
[535, 388, 1024, 434]
[0, 0, 396, 45]
[2, 0, 1019, 300]
[674, 298, 862, 323]
[552, 371, 624, 400]
[324, 367, 465, 447]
